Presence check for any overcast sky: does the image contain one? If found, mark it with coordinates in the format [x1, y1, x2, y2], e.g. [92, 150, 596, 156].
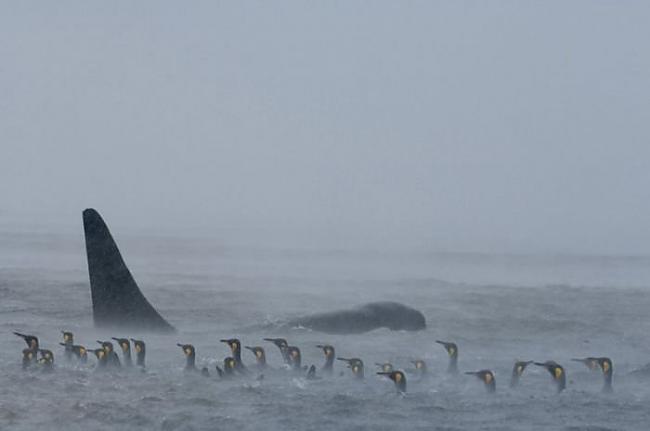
[2, 1, 650, 254]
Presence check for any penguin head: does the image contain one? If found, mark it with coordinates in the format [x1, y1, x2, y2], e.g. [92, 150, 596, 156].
[177, 343, 195, 357]
[377, 370, 406, 392]
[535, 361, 563, 378]
[534, 361, 566, 390]
[245, 346, 266, 363]
[412, 359, 427, 371]
[287, 346, 301, 361]
[131, 339, 145, 354]
[264, 338, 288, 349]
[97, 341, 114, 353]
[62, 331, 73, 344]
[571, 357, 599, 371]
[436, 340, 458, 358]
[466, 370, 496, 392]
[317, 344, 335, 358]
[224, 357, 237, 371]
[91, 348, 106, 360]
[14, 332, 39, 349]
[378, 370, 404, 383]
[513, 360, 533, 376]
[598, 357, 613, 376]
[74, 345, 87, 358]
[375, 362, 394, 373]
[220, 338, 241, 354]
[22, 348, 36, 362]
[337, 358, 364, 377]
[112, 338, 131, 353]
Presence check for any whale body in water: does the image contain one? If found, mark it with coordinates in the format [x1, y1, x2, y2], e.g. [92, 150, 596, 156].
[286, 302, 426, 334]
[82, 208, 426, 334]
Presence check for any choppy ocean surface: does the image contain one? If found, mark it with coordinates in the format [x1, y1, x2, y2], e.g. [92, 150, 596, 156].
[3, 227, 650, 430]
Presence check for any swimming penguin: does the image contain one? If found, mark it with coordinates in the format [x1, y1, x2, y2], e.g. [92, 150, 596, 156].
[534, 361, 566, 393]
[375, 362, 394, 373]
[244, 346, 267, 370]
[22, 348, 37, 369]
[316, 344, 335, 374]
[377, 370, 407, 393]
[264, 338, 290, 364]
[466, 370, 496, 393]
[62, 331, 74, 361]
[38, 349, 55, 371]
[14, 332, 39, 350]
[177, 344, 197, 372]
[571, 357, 600, 371]
[436, 340, 458, 374]
[59, 343, 88, 363]
[112, 338, 133, 367]
[337, 358, 364, 379]
[220, 338, 247, 372]
[411, 359, 428, 377]
[510, 360, 533, 387]
[597, 357, 613, 393]
[222, 357, 237, 377]
[131, 339, 146, 367]
[90, 348, 108, 368]
[97, 340, 121, 368]
[73, 345, 88, 363]
[286, 346, 303, 371]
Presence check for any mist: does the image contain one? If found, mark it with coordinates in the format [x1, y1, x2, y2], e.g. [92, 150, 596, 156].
[2, 1, 650, 255]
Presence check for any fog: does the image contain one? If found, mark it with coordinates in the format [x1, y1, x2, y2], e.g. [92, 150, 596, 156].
[2, 1, 650, 255]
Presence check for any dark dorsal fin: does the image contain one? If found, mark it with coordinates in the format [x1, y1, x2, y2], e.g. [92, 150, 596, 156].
[83, 208, 175, 333]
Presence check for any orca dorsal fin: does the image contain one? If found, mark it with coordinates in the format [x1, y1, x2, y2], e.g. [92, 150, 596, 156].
[83, 208, 175, 333]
